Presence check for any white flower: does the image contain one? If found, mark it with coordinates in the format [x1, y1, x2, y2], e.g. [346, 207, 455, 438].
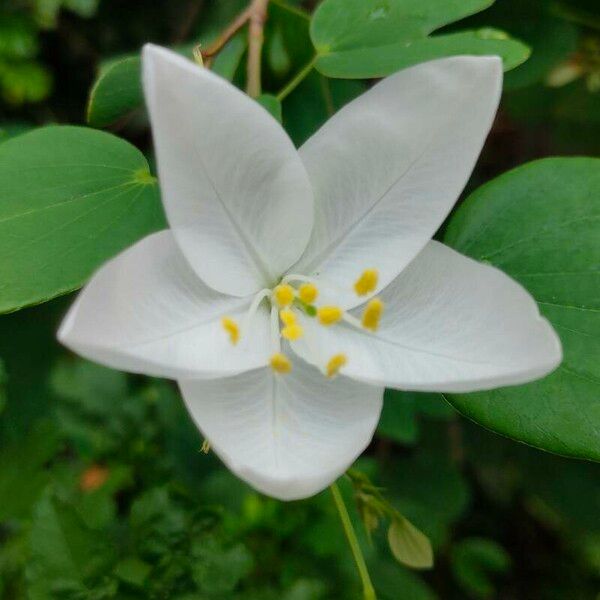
[58, 45, 561, 500]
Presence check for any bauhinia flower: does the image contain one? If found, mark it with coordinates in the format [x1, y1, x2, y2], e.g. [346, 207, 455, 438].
[58, 45, 562, 500]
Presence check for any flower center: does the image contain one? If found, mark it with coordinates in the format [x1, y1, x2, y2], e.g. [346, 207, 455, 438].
[220, 269, 384, 377]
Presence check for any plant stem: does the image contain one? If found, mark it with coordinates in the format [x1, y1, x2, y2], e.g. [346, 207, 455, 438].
[276, 55, 317, 101]
[246, 0, 270, 97]
[330, 483, 377, 600]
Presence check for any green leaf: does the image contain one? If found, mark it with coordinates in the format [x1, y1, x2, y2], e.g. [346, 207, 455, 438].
[378, 390, 455, 445]
[32, 0, 63, 29]
[503, 12, 578, 89]
[451, 538, 511, 598]
[87, 35, 246, 128]
[0, 121, 33, 144]
[0, 61, 52, 105]
[265, 0, 314, 81]
[371, 558, 437, 600]
[51, 359, 128, 414]
[130, 487, 188, 556]
[310, 0, 529, 78]
[0, 421, 60, 522]
[114, 556, 151, 588]
[0, 15, 38, 59]
[26, 491, 113, 599]
[380, 424, 470, 548]
[191, 535, 254, 595]
[282, 70, 364, 146]
[0, 125, 164, 314]
[388, 516, 434, 569]
[0, 299, 66, 440]
[32, 0, 99, 29]
[257, 93, 282, 122]
[63, 0, 100, 19]
[77, 465, 133, 529]
[444, 158, 600, 461]
[86, 56, 142, 128]
[0, 359, 5, 415]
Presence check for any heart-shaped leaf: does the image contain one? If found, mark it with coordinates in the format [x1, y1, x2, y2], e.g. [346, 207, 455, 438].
[0, 126, 164, 313]
[444, 158, 600, 461]
[310, 0, 530, 78]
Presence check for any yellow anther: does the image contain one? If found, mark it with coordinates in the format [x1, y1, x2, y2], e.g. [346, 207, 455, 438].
[281, 324, 304, 340]
[270, 352, 292, 374]
[273, 284, 295, 307]
[317, 306, 344, 325]
[279, 308, 303, 340]
[317, 305, 344, 326]
[362, 298, 384, 331]
[221, 317, 240, 345]
[326, 353, 348, 378]
[298, 283, 319, 304]
[354, 269, 378, 296]
[279, 308, 297, 326]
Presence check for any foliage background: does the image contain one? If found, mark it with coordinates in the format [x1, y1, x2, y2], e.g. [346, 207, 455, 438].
[0, 0, 599, 598]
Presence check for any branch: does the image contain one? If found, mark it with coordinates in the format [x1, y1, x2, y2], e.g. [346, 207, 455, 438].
[200, 6, 252, 67]
[246, 0, 270, 97]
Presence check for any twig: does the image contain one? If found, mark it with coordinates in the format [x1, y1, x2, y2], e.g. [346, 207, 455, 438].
[201, 6, 252, 67]
[246, 0, 270, 97]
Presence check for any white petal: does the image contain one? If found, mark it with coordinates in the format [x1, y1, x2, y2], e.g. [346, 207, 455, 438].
[143, 44, 313, 296]
[292, 56, 502, 308]
[291, 242, 562, 393]
[179, 362, 383, 500]
[58, 231, 270, 379]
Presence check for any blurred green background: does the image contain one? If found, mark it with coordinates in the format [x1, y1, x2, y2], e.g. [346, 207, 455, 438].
[0, 1, 599, 598]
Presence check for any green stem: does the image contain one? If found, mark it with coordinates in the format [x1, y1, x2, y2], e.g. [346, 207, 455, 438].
[276, 55, 317, 101]
[330, 483, 377, 600]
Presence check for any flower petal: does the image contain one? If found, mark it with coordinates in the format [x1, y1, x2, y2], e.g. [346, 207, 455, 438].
[292, 56, 502, 308]
[179, 361, 383, 500]
[143, 44, 313, 296]
[58, 231, 270, 379]
[291, 242, 562, 392]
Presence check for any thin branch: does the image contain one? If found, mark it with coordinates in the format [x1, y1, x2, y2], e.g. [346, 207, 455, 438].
[201, 6, 252, 67]
[246, 0, 270, 97]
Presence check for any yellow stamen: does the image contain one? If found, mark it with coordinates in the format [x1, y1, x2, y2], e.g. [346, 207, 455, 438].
[362, 298, 384, 331]
[279, 309, 303, 339]
[279, 308, 297, 326]
[298, 283, 318, 304]
[273, 284, 295, 307]
[317, 305, 344, 326]
[270, 352, 292, 374]
[354, 269, 378, 296]
[221, 316, 240, 344]
[281, 324, 304, 340]
[326, 353, 347, 378]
